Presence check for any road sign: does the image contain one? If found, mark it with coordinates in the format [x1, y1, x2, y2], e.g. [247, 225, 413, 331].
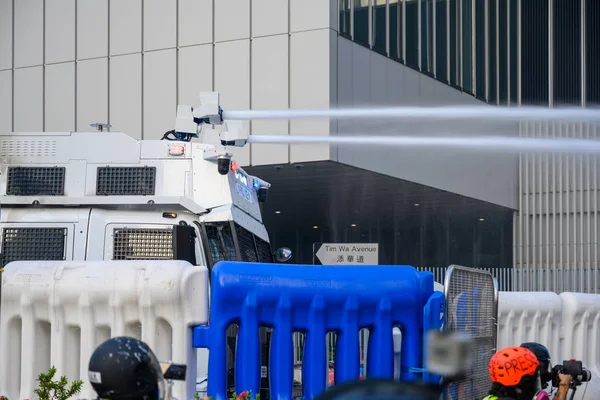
[313, 243, 379, 265]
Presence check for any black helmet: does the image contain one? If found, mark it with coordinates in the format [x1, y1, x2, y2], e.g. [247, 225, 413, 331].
[88, 336, 165, 400]
[521, 342, 552, 387]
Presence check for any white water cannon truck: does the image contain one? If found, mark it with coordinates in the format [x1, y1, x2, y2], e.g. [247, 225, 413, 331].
[0, 92, 293, 396]
[0, 92, 290, 276]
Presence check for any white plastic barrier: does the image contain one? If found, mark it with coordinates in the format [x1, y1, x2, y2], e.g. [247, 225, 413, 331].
[0, 260, 208, 400]
[497, 292, 563, 360]
[498, 291, 600, 400]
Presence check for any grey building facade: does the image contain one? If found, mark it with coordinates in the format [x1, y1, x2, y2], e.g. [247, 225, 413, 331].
[0, 0, 598, 292]
[250, 0, 600, 294]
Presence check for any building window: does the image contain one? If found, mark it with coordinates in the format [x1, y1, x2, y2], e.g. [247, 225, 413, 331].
[553, 0, 581, 105]
[389, 0, 404, 61]
[340, 0, 351, 37]
[475, 0, 486, 100]
[498, 0, 509, 105]
[449, 0, 460, 86]
[488, 0, 498, 103]
[373, 0, 387, 54]
[462, 0, 473, 93]
[521, 0, 549, 106]
[421, 0, 435, 75]
[509, 0, 518, 104]
[354, 0, 370, 46]
[587, 0, 600, 105]
[406, 0, 419, 68]
[435, 0, 447, 82]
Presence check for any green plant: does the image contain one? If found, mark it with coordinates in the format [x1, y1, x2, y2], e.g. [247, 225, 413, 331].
[33, 366, 83, 400]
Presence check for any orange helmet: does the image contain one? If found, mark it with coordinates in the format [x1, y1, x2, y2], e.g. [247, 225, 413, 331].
[489, 346, 540, 387]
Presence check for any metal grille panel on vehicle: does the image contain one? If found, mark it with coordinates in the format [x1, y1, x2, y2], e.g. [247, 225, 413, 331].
[236, 225, 258, 262]
[255, 236, 273, 263]
[1, 227, 67, 267]
[96, 166, 156, 196]
[444, 265, 498, 400]
[112, 228, 173, 260]
[6, 166, 65, 196]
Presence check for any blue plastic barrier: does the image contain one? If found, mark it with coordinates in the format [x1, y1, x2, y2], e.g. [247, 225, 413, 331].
[193, 262, 439, 400]
[422, 291, 446, 385]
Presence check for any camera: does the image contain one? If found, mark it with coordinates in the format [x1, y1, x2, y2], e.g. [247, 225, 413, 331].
[425, 330, 473, 380]
[551, 359, 592, 387]
[217, 155, 231, 175]
[160, 361, 187, 381]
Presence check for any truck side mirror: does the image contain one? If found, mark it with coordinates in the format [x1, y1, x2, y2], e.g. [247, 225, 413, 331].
[274, 247, 292, 262]
[173, 224, 197, 265]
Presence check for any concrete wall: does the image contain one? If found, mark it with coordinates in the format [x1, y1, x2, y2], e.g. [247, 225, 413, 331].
[0, 0, 332, 167]
[330, 36, 520, 209]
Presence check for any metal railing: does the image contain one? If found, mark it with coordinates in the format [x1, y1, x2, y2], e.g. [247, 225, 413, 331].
[418, 266, 513, 291]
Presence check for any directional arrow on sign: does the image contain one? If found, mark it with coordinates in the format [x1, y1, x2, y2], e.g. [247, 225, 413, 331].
[313, 242, 379, 265]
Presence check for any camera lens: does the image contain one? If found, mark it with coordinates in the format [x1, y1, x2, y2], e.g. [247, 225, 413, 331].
[581, 368, 592, 382]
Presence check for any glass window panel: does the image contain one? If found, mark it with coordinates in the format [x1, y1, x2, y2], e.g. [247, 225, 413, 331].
[554, 0, 581, 105]
[498, 0, 508, 104]
[423, 212, 448, 268]
[488, 0, 497, 103]
[475, 218, 502, 268]
[394, 215, 422, 267]
[521, 0, 549, 106]
[462, 0, 473, 93]
[449, 214, 475, 267]
[373, 0, 387, 53]
[340, 0, 351, 37]
[421, 0, 434, 74]
[435, 0, 447, 82]
[406, 0, 419, 68]
[509, 0, 518, 104]
[475, 0, 486, 100]
[449, 0, 459, 86]
[586, 0, 600, 105]
[354, 0, 370, 46]
[389, 0, 404, 61]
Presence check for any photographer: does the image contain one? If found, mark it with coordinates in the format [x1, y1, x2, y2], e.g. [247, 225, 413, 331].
[520, 343, 553, 391]
[520, 342, 581, 400]
[484, 346, 548, 400]
[88, 336, 166, 400]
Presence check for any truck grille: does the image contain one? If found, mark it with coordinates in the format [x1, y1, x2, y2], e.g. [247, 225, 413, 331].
[96, 166, 156, 196]
[6, 166, 65, 196]
[1, 227, 67, 267]
[112, 228, 173, 260]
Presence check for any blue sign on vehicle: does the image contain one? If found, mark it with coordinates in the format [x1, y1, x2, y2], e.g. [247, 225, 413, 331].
[236, 182, 253, 203]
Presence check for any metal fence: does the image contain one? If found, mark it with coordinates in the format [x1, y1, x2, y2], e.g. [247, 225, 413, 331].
[512, 267, 600, 294]
[419, 265, 600, 294]
[443, 265, 498, 400]
[418, 266, 513, 291]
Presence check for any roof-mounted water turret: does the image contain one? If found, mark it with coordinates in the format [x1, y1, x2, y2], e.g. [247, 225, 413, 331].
[0, 92, 268, 222]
